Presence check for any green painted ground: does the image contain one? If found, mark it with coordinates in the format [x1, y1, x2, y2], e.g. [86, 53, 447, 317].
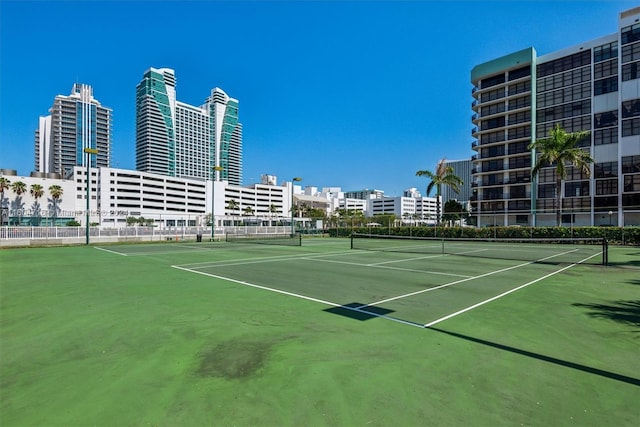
[1, 238, 638, 426]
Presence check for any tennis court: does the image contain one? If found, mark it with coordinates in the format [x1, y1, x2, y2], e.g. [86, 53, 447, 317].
[100, 235, 609, 328]
[2, 236, 638, 426]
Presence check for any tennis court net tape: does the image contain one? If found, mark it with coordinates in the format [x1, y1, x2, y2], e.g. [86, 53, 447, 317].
[350, 233, 608, 265]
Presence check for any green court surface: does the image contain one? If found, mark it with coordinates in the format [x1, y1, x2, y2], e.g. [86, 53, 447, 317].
[1, 238, 638, 426]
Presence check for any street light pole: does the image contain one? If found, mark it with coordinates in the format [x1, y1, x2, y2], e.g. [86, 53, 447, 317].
[291, 177, 302, 235]
[83, 148, 98, 245]
[608, 210, 613, 226]
[211, 166, 224, 241]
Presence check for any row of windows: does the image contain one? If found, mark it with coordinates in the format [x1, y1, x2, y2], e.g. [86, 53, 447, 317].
[623, 155, 640, 173]
[480, 88, 505, 102]
[594, 111, 618, 129]
[537, 67, 590, 93]
[480, 131, 505, 144]
[538, 99, 591, 123]
[508, 126, 531, 140]
[537, 83, 590, 108]
[480, 103, 505, 117]
[508, 81, 531, 96]
[536, 116, 591, 139]
[594, 128, 618, 145]
[508, 95, 531, 111]
[537, 50, 591, 78]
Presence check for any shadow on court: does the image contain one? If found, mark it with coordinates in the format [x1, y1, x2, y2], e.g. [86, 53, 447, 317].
[324, 302, 395, 321]
[572, 299, 640, 329]
[428, 327, 640, 387]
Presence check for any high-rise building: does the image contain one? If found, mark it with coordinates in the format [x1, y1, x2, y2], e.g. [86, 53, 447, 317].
[441, 159, 472, 204]
[135, 68, 243, 184]
[470, 7, 640, 227]
[35, 83, 112, 177]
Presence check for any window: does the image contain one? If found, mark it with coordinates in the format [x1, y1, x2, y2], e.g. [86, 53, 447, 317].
[594, 196, 618, 209]
[508, 81, 531, 96]
[508, 155, 531, 169]
[622, 117, 640, 136]
[508, 111, 531, 125]
[565, 181, 590, 197]
[538, 184, 556, 198]
[594, 162, 618, 178]
[481, 88, 506, 102]
[537, 51, 591, 78]
[594, 128, 618, 145]
[480, 103, 506, 117]
[623, 174, 640, 192]
[538, 100, 591, 122]
[622, 61, 640, 81]
[537, 67, 590, 93]
[594, 77, 618, 95]
[622, 193, 640, 208]
[622, 99, 640, 118]
[593, 76, 618, 95]
[508, 95, 531, 110]
[481, 74, 505, 89]
[596, 179, 618, 195]
[509, 170, 530, 184]
[482, 116, 505, 130]
[508, 126, 531, 140]
[593, 42, 618, 62]
[622, 155, 640, 173]
[621, 42, 640, 63]
[594, 111, 618, 128]
[594, 59, 618, 79]
[508, 141, 529, 155]
[481, 145, 505, 157]
[621, 23, 640, 45]
[508, 66, 531, 81]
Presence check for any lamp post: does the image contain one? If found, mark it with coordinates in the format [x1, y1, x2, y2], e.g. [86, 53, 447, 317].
[211, 166, 224, 241]
[291, 177, 302, 235]
[83, 148, 98, 245]
[608, 210, 613, 227]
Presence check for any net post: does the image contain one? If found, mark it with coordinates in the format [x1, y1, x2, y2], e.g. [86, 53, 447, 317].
[603, 238, 608, 266]
[350, 233, 354, 250]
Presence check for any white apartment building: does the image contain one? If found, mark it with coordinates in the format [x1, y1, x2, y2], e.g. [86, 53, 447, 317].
[471, 7, 640, 226]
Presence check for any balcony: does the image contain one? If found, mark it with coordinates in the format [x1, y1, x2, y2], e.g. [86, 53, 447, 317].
[471, 154, 478, 161]
[471, 182, 478, 188]
[471, 127, 478, 136]
[471, 141, 478, 149]
[471, 113, 478, 122]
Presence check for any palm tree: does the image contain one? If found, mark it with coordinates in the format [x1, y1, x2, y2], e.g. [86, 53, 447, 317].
[11, 181, 27, 225]
[49, 185, 64, 225]
[268, 204, 279, 225]
[416, 159, 463, 225]
[30, 184, 44, 225]
[227, 199, 239, 225]
[0, 177, 10, 225]
[529, 124, 593, 226]
[243, 206, 255, 216]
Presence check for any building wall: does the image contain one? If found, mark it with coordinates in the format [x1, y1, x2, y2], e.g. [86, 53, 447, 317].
[470, 7, 640, 226]
[442, 159, 472, 204]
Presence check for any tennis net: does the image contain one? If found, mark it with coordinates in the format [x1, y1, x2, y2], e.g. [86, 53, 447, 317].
[350, 233, 608, 265]
[226, 232, 302, 246]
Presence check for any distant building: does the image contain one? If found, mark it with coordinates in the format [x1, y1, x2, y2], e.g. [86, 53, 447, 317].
[441, 159, 472, 204]
[344, 189, 384, 200]
[135, 68, 242, 184]
[35, 83, 112, 178]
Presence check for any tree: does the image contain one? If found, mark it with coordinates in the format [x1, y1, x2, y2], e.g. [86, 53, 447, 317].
[416, 159, 463, 225]
[0, 177, 10, 225]
[227, 199, 239, 225]
[11, 181, 27, 225]
[443, 199, 468, 226]
[48, 185, 63, 225]
[243, 206, 255, 216]
[529, 124, 593, 226]
[30, 184, 44, 225]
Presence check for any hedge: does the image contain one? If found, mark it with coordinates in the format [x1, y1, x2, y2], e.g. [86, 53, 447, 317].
[326, 226, 640, 245]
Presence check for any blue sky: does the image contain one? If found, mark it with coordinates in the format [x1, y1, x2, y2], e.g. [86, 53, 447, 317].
[1, 0, 637, 196]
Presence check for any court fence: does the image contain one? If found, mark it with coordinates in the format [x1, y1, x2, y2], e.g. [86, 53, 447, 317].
[0, 225, 295, 247]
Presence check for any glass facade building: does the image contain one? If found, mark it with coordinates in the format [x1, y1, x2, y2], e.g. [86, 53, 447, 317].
[135, 68, 243, 185]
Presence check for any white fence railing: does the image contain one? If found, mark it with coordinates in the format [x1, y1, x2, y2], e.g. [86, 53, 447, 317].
[0, 225, 298, 245]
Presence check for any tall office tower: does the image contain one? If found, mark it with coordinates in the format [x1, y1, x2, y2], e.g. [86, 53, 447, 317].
[35, 83, 112, 177]
[470, 7, 640, 227]
[135, 68, 243, 184]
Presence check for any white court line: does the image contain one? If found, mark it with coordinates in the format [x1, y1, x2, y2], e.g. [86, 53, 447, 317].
[171, 265, 424, 328]
[305, 257, 471, 278]
[179, 250, 355, 269]
[367, 248, 581, 307]
[423, 250, 603, 328]
[367, 253, 446, 266]
[94, 246, 129, 256]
